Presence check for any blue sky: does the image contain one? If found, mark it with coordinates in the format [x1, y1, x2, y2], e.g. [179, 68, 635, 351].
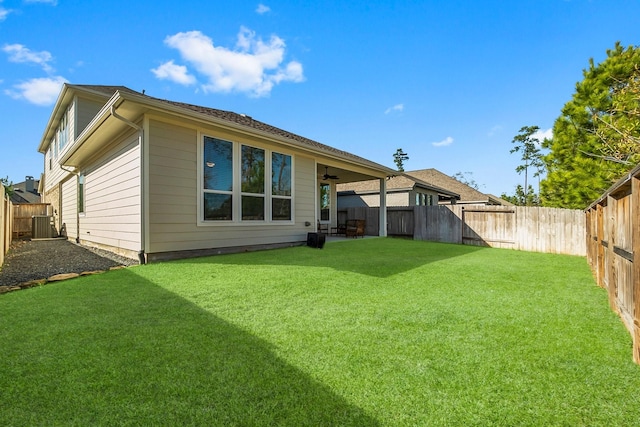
[1, 0, 640, 196]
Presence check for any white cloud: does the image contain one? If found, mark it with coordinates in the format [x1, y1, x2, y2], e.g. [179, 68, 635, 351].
[488, 125, 502, 137]
[432, 136, 454, 147]
[24, 0, 58, 4]
[160, 27, 304, 97]
[532, 128, 553, 143]
[256, 4, 270, 14]
[3, 43, 54, 72]
[151, 60, 196, 85]
[384, 103, 404, 114]
[5, 76, 67, 106]
[0, 7, 10, 21]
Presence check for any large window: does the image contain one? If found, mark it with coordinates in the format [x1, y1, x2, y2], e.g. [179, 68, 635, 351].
[272, 152, 292, 221]
[241, 145, 265, 220]
[201, 135, 292, 223]
[203, 137, 233, 221]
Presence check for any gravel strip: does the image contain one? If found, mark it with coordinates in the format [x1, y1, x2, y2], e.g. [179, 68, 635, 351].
[0, 239, 138, 287]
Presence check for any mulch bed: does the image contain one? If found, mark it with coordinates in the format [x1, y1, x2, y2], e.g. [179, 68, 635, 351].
[0, 238, 137, 290]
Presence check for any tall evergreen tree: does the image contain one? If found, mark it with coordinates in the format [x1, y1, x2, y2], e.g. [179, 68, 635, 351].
[393, 148, 409, 172]
[510, 125, 543, 204]
[541, 42, 640, 209]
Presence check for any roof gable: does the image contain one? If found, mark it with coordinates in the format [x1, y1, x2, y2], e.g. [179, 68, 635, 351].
[406, 169, 494, 203]
[337, 173, 459, 197]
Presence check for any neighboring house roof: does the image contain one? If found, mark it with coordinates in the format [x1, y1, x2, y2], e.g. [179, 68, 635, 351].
[486, 194, 515, 206]
[336, 173, 460, 199]
[39, 84, 397, 179]
[405, 168, 512, 205]
[9, 177, 41, 204]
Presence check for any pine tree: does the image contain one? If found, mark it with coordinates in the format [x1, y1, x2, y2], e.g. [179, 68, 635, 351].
[541, 42, 640, 209]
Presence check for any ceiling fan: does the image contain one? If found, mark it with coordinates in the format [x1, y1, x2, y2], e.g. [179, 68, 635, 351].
[323, 166, 339, 180]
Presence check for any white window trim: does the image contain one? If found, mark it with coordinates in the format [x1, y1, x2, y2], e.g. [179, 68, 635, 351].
[197, 132, 295, 226]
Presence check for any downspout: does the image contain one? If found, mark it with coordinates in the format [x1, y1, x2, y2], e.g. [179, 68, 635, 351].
[60, 165, 80, 242]
[110, 106, 146, 264]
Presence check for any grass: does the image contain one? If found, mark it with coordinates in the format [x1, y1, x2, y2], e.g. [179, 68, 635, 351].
[1, 238, 639, 426]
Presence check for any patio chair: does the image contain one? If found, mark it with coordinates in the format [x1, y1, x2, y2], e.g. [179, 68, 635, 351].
[345, 219, 365, 238]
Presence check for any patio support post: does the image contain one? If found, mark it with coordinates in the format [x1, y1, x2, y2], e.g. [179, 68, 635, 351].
[379, 177, 387, 237]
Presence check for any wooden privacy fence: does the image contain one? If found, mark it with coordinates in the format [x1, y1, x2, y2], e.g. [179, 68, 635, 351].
[1, 192, 13, 267]
[585, 163, 640, 364]
[12, 203, 52, 238]
[340, 205, 586, 256]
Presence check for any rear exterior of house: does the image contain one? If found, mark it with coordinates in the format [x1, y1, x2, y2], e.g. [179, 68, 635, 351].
[39, 85, 394, 262]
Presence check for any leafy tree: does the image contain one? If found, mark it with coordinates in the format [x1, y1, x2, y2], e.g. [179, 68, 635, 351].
[1, 176, 13, 197]
[541, 42, 640, 209]
[452, 171, 480, 190]
[393, 148, 409, 172]
[510, 126, 543, 203]
[501, 184, 539, 206]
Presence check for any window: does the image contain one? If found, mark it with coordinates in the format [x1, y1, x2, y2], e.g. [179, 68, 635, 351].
[203, 137, 233, 221]
[201, 135, 293, 223]
[241, 145, 265, 220]
[52, 136, 58, 159]
[320, 183, 330, 221]
[272, 152, 292, 220]
[58, 113, 68, 151]
[78, 173, 85, 214]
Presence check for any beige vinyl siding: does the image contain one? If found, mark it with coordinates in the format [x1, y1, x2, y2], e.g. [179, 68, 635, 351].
[349, 191, 408, 208]
[79, 131, 141, 256]
[146, 118, 315, 255]
[61, 176, 78, 240]
[294, 155, 315, 224]
[74, 96, 106, 138]
[45, 96, 105, 193]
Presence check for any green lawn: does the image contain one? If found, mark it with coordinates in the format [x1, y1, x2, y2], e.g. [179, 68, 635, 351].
[1, 238, 639, 426]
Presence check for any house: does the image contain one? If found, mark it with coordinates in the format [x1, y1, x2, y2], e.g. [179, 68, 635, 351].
[38, 85, 396, 263]
[9, 176, 42, 204]
[337, 173, 460, 208]
[405, 169, 513, 206]
[11, 176, 41, 204]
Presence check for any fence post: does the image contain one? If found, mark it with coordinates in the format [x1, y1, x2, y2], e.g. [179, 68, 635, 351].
[0, 193, 4, 267]
[632, 173, 640, 364]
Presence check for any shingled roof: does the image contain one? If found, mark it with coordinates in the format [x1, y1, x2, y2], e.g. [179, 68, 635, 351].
[65, 85, 388, 169]
[406, 169, 512, 205]
[9, 177, 41, 204]
[337, 173, 459, 198]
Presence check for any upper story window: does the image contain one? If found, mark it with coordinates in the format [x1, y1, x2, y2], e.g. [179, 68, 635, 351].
[58, 112, 68, 151]
[201, 135, 293, 223]
[52, 136, 58, 159]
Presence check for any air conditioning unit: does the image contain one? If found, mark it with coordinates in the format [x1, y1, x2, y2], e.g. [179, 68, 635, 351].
[32, 215, 56, 239]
